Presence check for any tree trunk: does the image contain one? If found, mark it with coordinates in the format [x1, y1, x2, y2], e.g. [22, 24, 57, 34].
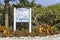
[5, 0, 9, 27]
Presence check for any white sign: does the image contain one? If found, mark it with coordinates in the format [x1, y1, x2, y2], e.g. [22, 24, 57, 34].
[14, 8, 31, 33]
[16, 8, 30, 22]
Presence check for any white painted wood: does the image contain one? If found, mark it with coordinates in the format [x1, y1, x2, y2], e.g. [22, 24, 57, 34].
[29, 8, 31, 33]
[14, 7, 16, 31]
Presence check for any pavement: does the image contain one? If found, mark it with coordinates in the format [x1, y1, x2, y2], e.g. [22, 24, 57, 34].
[0, 34, 60, 40]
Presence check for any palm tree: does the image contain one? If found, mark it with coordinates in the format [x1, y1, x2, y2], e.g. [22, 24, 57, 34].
[4, 0, 9, 27]
[4, 0, 15, 27]
[19, 0, 29, 7]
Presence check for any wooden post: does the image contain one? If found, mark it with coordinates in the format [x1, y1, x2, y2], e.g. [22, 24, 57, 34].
[29, 8, 31, 33]
[14, 7, 16, 32]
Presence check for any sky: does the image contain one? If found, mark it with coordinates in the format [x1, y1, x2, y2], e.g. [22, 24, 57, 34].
[0, 0, 60, 6]
[34, 0, 60, 6]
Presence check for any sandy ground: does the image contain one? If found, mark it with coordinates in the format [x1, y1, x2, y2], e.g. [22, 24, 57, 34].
[0, 34, 60, 40]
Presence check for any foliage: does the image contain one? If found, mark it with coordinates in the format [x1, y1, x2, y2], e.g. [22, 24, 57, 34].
[0, 0, 60, 37]
[38, 24, 59, 36]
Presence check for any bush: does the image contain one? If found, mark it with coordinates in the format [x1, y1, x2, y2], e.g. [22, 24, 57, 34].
[38, 24, 59, 36]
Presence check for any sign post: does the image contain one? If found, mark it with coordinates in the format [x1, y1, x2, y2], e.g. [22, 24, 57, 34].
[14, 8, 16, 31]
[14, 8, 31, 33]
[29, 8, 31, 33]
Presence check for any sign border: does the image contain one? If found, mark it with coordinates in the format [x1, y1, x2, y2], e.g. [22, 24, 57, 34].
[14, 7, 32, 33]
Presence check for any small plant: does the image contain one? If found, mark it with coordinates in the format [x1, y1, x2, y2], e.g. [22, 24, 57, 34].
[38, 24, 59, 36]
[38, 25, 46, 36]
[0, 25, 13, 37]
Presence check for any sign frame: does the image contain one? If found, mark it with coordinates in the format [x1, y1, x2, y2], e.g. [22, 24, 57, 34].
[14, 7, 31, 33]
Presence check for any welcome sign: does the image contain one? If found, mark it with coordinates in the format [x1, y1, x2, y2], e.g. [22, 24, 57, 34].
[14, 8, 31, 33]
[16, 8, 30, 22]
